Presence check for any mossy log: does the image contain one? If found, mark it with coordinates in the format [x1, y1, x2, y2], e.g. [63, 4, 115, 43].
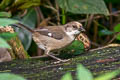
[0, 45, 120, 80]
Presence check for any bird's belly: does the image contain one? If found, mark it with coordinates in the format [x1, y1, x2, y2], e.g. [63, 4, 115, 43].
[32, 33, 73, 51]
[49, 39, 73, 51]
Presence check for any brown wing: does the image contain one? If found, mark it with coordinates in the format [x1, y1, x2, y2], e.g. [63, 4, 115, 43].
[34, 26, 65, 40]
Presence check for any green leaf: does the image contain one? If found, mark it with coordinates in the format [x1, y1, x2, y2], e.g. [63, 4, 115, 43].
[22, 8, 37, 28]
[114, 24, 120, 40]
[62, 9, 66, 24]
[57, 0, 109, 15]
[99, 29, 114, 36]
[0, 73, 26, 80]
[0, 0, 14, 10]
[94, 69, 120, 80]
[19, 2, 40, 9]
[0, 37, 11, 48]
[77, 64, 93, 80]
[12, 0, 40, 10]
[62, 40, 84, 55]
[0, 32, 17, 41]
[0, 12, 11, 17]
[61, 72, 73, 80]
[0, 18, 18, 26]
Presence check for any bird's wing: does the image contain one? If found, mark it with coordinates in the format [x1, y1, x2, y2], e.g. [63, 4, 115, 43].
[34, 26, 65, 40]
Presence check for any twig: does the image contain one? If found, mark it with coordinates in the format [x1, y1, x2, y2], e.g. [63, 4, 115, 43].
[109, 3, 113, 30]
[48, 21, 57, 26]
[46, 0, 53, 7]
[107, 32, 120, 44]
[35, 7, 44, 20]
[55, 0, 60, 25]
[20, 9, 28, 17]
[86, 14, 94, 30]
[39, 17, 51, 27]
[79, 10, 120, 23]
[90, 42, 100, 47]
[44, 5, 57, 12]
[90, 43, 120, 52]
[35, 7, 45, 28]
[45, 0, 57, 12]
[93, 20, 98, 42]
[43, 0, 61, 25]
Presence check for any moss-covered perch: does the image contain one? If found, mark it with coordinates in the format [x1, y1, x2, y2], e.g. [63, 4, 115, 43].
[0, 45, 120, 80]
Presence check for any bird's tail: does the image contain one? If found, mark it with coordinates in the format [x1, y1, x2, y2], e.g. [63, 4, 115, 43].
[11, 23, 34, 33]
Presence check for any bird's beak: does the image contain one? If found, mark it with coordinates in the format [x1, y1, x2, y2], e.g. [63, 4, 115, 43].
[79, 26, 86, 32]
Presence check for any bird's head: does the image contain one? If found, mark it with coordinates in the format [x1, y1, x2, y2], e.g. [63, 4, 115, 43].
[64, 21, 85, 37]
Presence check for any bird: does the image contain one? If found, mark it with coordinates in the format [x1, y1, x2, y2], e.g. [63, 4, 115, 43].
[12, 21, 87, 62]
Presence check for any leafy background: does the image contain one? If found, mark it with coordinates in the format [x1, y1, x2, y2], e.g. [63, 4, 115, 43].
[0, 0, 120, 79]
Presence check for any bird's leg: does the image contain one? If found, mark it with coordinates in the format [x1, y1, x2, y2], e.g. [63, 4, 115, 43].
[45, 50, 69, 63]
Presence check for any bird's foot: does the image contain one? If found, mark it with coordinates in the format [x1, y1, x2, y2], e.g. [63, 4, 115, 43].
[53, 59, 70, 64]
[45, 53, 70, 64]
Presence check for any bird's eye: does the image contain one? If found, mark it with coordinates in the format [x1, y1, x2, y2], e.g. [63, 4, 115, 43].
[73, 25, 77, 28]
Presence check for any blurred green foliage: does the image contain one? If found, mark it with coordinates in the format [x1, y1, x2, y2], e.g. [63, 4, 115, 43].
[99, 29, 114, 36]
[0, 32, 17, 41]
[61, 64, 120, 80]
[0, 18, 18, 26]
[57, 0, 109, 15]
[0, 12, 11, 17]
[0, 73, 26, 80]
[0, 37, 11, 48]
[77, 64, 93, 80]
[94, 69, 120, 80]
[61, 72, 73, 80]
[0, 0, 14, 10]
[0, 0, 40, 11]
[114, 24, 120, 40]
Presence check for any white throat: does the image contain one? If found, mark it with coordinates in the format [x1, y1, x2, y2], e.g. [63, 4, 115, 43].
[66, 30, 80, 40]
[66, 32, 75, 40]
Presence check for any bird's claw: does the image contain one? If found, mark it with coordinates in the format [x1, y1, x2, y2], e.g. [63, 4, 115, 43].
[53, 59, 70, 64]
